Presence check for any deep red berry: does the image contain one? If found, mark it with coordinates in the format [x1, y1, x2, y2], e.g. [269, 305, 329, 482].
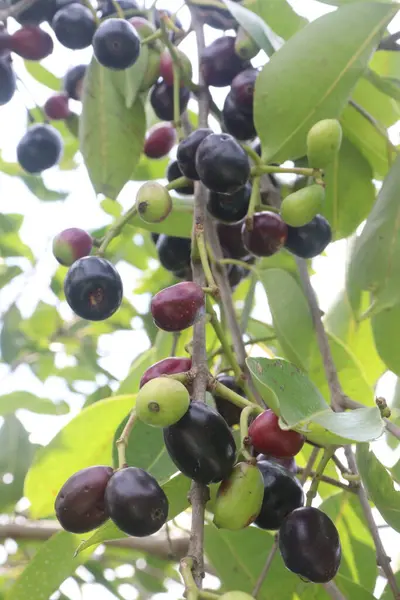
[248, 410, 305, 458]
[231, 68, 258, 112]
[10, 26, 53, 60]
[217, 221, 250, 260]
[44, 93, 70, 120]
[140, 357, 192, 388]
[159, 48, 192, 87]
[151, 281, 204, 332]
[52, 227, 93, 266]
[144, 122, 176, 159]
[242, 212, 288, 257]
[0, 30, 12, 52]
[200, 36, 250, 87]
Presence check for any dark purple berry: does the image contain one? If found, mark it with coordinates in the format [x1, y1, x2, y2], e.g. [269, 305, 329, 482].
[196, 133, 250, 194]
[200, 36, 250, 87]
[17, 124, 63, 173]
[213, 373, 245, 426]
[166, 161, 194, 195]
[242, 212, 288, 257]
[284, 215, 332, 259]
[156, 234, 191, 273]
[207, 182, 251, 224]
[93, 18, 141, 70]
[63, 64, 87, 100]
[150, 80, 190, 121]
[52, 3, 96, 50]
[222, 90, 256, 141]
[151, 281, 204, 332]
[177, 128, 213, 180]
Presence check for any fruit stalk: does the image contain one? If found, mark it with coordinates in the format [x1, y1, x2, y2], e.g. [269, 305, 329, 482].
[179, 557, 199, 600]
[173, 63, 184, 140]
[195, 225, 217, 290]
[211, 378, 255, 409]
[251, 165, 317, 178]
[115, 410, 137, 468]
[165, 175, 192, 191]
[239, 405, 262, 461]
[245, 176, 261, 223]
[97, 204, 138, 256]
[306, 446, 335, 506]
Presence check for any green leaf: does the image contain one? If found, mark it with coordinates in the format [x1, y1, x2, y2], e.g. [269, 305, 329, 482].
[117, 347, 158, 395]
[5, 531, 93, 600]
[0, 305, 27, 364]
[254, 2, 396, 163]
[0, 232, 34, 261]
[371, 303, 400, 375]
[242, 0, 307, 41]
[80, 58, 146, 199]
[0, 392, 68, 416]
[222, 0, 277, 55]
[20, 302, 62, 341]
[124, 45, 149, 108]
[24, 61, 61, 91]
[322, 137, 375, 240]
[21, 174, 68, 202]
[0, 264, 22, 288]
[347, 151, 400, 315]
[24, 395, 135, 518]
[357, 443, 400, 533]
[132, 154, 170, 181]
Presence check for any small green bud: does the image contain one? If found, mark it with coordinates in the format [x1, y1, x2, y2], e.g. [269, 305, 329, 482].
[136, 377, 190, 427]
[136, 182, 172, 224]
[234, 27, 260, 60]
[220, 592, 256, 600]
[213, 462, 264, 530]
[281, 184, 325, 227]
[307, 119, 342, 169]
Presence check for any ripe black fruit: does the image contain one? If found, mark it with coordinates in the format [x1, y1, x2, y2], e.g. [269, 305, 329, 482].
[284, 215, 332, 259]
[150, 80, 190, 121]
[55, 466, 113, 534]
[197, 1, 238, 30]
[279, 507, 341, 583]
[13, 0, 53, 25]
[166, 161, 194, 195]
[242, 212, 288, 257]
[105, 467, 168, 537]
[93, 19, 140, 71]
[207, 183, 251, 224]
[17, 124, 63, 173]
[63, 64, 87, 100]
[217, 221, 250, 260]
[52, 3, 96, 50]
[213, 374, 245, 426]
[64, 256, 123, 321]
[0, 55, 16, 106]
[200, 36, 250, 87]
[163, 402, 236, 484]
[255, 459, 304, 530]
[196, 133, 250, 194]
[223, 91, 256, 141]
[101, 0, 139, 18]
[156, 234, 191, 273]
[177, 128, 213, 180]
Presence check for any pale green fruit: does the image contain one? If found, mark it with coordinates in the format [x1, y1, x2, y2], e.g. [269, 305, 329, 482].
[136, 377, 190, 427]
[220, 592, 256, 600]
[307, 119, 342, 169]
[281, 184, 325, 227]
[234, 27, 260, 60]
[213, 462, 264, 530]
[139, 49, 161, 92]
[136, 182, 172, 224]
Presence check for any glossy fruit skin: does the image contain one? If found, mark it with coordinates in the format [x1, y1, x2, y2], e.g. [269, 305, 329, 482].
[150, 80, 190, 122]
[136, 182, 172, 224]
[255, 459, 304, 530]
[101, 0, 139, 18]
[213, 374, 245, 426]
[207, 182, 251, 224]
[166, 161, 194, 195]
[93, 19, 140, 70]
[200, 36, 250, 87]
[144, 122, 176, 159]
[17, 124, 63, 174]
[248, 410, 305, 458]
[140, 357, 192, 388]
[151, 281, 204, 332]
[307, 119, 342, 169]
[156, 234, 191, 273]
[279, 507, 341, 583]
[234, 27, 260, 60]
[53, 227, 93, 266]
[242, 212, 287, 257]
[213, 462, 264, 530]
[177, 128, 213, 180]
[197, 1, 238, 30]
[223, 91, 256, 141]
[105, 467, 168, 537]
[217, 221, 250, 260]
[52, 4, 96, 50]
[55, 466, 113, 534]
[0, 55, 16, 106]
[231, 68, 258, 112]
[163, 402, 236, 484]
[160, 48, 192, 87]
[196, 133, 250, 195]
[136, 377, 190, 427]
[63, 64, 86, 100]
[281, 184, 325, 228]
[284, 215, 332, 259]
[10, 26, 53, 60]
[257, 454, 297, 474]
[220, 593, 255, 600]
[64, 256, 123, 321]
[13, 0, 54, 25]
[44, 93, 70, 120]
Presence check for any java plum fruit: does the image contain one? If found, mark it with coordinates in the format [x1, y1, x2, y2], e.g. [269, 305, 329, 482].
[55, 465, 113, 533]
[217, 221, 250, 260]
[200, 36, 250, 87]
[52, 3, 97, 50]
[248, 409, 305, 458]
[212, 374, 245, 426]
[64, 256, 123, 321]
[156, 234, 191, 273]
[136, 182, 172, 224]
[241, 212, 288, 257]
[10, 26, 53, 60]
[196, 133, 250, 195]
[63, 64, 87, 100]
[52, 227, 93, 266]
[150, 80, 190, 121]
[151, 281, 204, 332]
[281, 184, 325, 228]
[207, 182, 251, 224]
[93, 18, 141, 70]
[140, 356, 192, 388]
[136, 377, 190, 427]
[231, 68, 258, 111]
[176, 128, 213, 180]
[255, 459, 304, 530]
[279, 506, 341, 583]
[17, 124, 63, 173]
[257, 454, 297, 474]
[44, 93, 70, 120]
[234, 27, 260, 60]
[0, 55, 16, 106]
[164, 402, 236, 484]
[196, 1, 238, 30]
[101, 0, 139, 18]
[166, 161, 194, 195]
[12, 0, 54, 24]
[307, 119, 342, 169]
[213, 462, 264, 530]
[105, 467, 168, 537]
[222, 90, 256, 141]
[160, 48, 192, 87]
[144, 122, 176, 159]
[284, 215, 332, 259]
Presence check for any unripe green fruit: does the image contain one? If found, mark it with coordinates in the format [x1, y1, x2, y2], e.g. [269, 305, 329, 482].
[213, 462, 264, 530]
[136, 377, 190, 427]
[234, 27, 260, 60]
[139, 48, 161, 92]
[307, 119, 342, 169]
[281, 184, 325, 227]
[220, 592, 256, 600]
[136, 182, 172, 224]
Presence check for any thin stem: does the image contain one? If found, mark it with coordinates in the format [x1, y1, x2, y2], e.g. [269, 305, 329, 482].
[173, 63, 184, 140]
[252, 535, 279, 598]
[306, 447, 336, 506]
[116, 410, 136, 468]
[196, 227, 217, 289]
[349, 99, 397, 163]
[345, 447, 400, 599]
[97, 205, 137, 256]
[206, 297, 241, 378]
[217, 258, 258, 276]
[242, 144, 262, 165]
[252, 165, 317, 177]
[240, 405, 262, 460]
[165, 176, 192, 191]
[211, 379, 256, 409]
[241, 274, 257, 334]
[299, 447, 320, 485]
[140, 30, 163, 46]
[208, 335, 277, 361]
[323, 581, 347, 600]
[180, 557, 199, 600]
[246, 176, 261, 222]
